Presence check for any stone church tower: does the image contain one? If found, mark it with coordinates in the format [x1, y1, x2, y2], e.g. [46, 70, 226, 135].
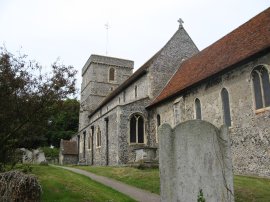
[79, 55, 134, 131]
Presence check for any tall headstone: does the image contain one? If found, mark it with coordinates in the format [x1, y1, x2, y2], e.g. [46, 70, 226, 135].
[159, 120, 234, 202]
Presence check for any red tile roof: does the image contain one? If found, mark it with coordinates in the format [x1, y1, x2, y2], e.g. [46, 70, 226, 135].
[149, 7, 270, 107]
[62, 140, 78, 155]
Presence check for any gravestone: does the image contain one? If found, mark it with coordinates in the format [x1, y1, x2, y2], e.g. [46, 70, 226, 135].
[21, 148, 46, 164]
[159, 120, 234, 202]
[134, 147, 157, 162]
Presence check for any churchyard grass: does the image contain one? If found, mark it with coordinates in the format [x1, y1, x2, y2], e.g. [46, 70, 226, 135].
[30, 165, 135, 202]
[234, 175, 270, 202]
[75, 166, 270, 202]
[75, 166, 160, 194]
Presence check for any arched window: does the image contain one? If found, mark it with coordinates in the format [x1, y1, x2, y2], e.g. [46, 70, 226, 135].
[135, 85, 138, 98]
[129, 114, 144, 144]
[138, 117, 144, 143]
[123, 91, 126, 102]
[251, 65, 270, 109]
[173, 101, 180, 125]
[77, 135, 80, 154]
[109, 68, 115, 81]
[156, 114, 161, 143]
[221, 88, 231, 126]
[88, 132, 92, 150]
[157, 114, 161, 127]
[96, 126, 101, 147]
[195, 98, 202, 119]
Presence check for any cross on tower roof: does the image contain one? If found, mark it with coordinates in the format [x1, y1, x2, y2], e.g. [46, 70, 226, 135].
[105, 22, 110, 55]
[178, 18, 184, 28]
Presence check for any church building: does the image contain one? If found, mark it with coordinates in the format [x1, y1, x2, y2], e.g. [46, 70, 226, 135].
[71, 8, 270, 177]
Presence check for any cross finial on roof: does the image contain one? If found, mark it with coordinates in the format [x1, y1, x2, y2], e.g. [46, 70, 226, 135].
[178, 18, 184, 28]
[105, 22, 110, 55]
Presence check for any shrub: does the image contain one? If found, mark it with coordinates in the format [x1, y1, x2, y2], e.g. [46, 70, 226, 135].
[21, 164, 33, 173]
[39, 161, 48, 166]
[40, 147, 59, 158]
[197, 189, 206, 202]
[0, 170, 42, 202]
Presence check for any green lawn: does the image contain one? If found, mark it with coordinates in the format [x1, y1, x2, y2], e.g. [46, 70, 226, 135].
[234, 175, 270, 202]
[31, 165, 135, 202]
[28, 165, 270, 201]
[75, 166, 270, 202]
[75, 166, 160, 194]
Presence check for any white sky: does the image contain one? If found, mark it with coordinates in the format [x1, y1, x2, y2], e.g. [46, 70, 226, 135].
[0, 0, 269, 94]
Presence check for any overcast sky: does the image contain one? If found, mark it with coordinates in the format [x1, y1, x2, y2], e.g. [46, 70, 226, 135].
[0, 0, 269, 94]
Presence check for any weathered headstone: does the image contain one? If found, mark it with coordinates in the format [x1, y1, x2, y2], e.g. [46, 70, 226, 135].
[134, 147, 157, 162]
[159, 120, 234, 202]
[21, 148, 46, 164]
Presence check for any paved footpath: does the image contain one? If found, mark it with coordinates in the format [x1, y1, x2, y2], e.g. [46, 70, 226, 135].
[53, 165, 160, 202]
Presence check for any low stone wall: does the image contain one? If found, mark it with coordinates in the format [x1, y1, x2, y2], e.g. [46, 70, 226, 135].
[63, 155, 78, 165]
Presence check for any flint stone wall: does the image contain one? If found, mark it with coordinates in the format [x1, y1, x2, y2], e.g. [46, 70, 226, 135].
[60, 154, 78, 165]
[152, 52, 270, 177]
[159, 120, 234, 202]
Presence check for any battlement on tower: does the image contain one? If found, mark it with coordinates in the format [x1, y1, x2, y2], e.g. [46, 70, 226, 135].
[82, 54, 134, 76]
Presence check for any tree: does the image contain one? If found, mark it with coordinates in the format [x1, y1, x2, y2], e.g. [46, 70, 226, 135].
[0, 47, 77, 170]
[46, 98, 80, 147]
